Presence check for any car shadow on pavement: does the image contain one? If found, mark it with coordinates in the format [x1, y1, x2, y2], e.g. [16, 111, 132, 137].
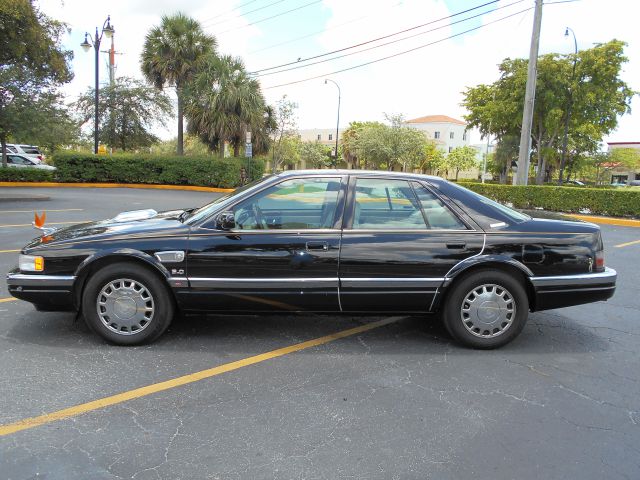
[4, 308, 612, 355]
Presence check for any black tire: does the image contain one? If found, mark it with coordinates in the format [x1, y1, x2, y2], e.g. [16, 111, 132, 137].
[82, 262, 174, 345]
[442, 269, 529, 349]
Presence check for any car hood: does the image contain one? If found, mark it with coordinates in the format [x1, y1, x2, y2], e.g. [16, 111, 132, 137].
[25, 208, 191, 249]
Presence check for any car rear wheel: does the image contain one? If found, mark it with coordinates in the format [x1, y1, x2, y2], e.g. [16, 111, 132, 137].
[443, 270, 529, 349]
[82, 262, 174, 345]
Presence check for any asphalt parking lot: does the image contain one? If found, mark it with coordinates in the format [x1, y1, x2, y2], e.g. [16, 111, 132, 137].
[0, 187, 639, 480]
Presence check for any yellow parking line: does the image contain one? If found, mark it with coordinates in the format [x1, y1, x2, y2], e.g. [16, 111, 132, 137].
[0, 209, 84, 214]
[0, 249, 20, 253]
[0, 316, 403, 437]
[615, 239, 640, 248]
[0, 221, 88, 229]
[0, 297, 17, 303]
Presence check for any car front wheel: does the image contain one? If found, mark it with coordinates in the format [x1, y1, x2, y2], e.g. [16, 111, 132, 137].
[443, 270, 529, 349]
[82, 262, 174, 345]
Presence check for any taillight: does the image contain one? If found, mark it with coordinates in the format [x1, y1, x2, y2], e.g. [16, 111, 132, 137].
[37, 155, 43, 161]
[595, 250, 605, 270]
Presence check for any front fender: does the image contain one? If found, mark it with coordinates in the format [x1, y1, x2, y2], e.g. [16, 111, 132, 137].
[72, 248, 172, 308]
[74, 248, 171, 280]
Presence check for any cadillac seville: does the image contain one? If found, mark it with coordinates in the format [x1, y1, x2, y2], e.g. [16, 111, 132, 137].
[7, 170, 617, 348]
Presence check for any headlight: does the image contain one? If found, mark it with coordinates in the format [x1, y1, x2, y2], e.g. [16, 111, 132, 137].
[19, 255, 44, 272]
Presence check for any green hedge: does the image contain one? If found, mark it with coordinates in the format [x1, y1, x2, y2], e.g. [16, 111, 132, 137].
[459, 182, 640, 217]
[0, 167, 54, 182]
[52, 152, 265, 189]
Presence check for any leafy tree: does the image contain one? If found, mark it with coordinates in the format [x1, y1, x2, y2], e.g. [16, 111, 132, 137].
[462, 40, 635, 184]
[275, 136, 301, 170]
[0, 0, 72, 166]
[141, 13, 216, 156]
[17, 93, 78, 154]
[491, 134, 520, 183]
[152, 134, 211, 156]
[299, 141, 332, 169]
[609, 148, 640, 170]
[186, 55, 270, 158]
[447, 146, 478, 181]
[75, 77, 172, 151]
[270, 95, 298, 172]
[341, 121, 378, 169]
[345, 115, 428, 171]
[420, 140, 447, 176]
[352, 122, 390, 169]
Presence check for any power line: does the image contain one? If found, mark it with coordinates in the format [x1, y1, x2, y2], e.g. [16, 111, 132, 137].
[202, 0, 287, 28]
[199, 0, 262, 24]
[261, 7, 532, 90]
[250, 0, 505, 74]
[248, 1, 404, 55]
[216, 0, 323, 35]
[256, 0, 524, 78]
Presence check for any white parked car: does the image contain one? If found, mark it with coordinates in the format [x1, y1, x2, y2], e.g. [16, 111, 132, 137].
[6, 144, 45, 163]
[5, 154, 56, 171]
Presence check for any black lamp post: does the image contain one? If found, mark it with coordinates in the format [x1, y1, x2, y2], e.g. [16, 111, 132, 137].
[80, 16, 114, 154]
[324, 78, 341, 168]
[558, 27, 577, 185]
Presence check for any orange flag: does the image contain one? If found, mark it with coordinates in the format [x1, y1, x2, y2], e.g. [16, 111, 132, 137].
[34, 212, 46, 228]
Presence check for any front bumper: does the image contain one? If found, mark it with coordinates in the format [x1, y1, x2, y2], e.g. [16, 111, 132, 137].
[530, 267, 617, 311]
[6, 269, 76, 311]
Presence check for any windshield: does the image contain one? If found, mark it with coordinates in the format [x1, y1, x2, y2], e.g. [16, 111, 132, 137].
[185, 176, 273, 224]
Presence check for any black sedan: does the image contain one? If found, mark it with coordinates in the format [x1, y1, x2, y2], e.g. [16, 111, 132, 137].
[7, 170, 616, 348]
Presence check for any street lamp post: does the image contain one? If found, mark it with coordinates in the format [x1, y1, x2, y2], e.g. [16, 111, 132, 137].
[80, 16, 114, 155]
[558, 27, 577, 185]
[324, 79, 341, 168]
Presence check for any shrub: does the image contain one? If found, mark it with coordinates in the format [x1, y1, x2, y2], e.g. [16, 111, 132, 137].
[0, 167, 54, 182]
[52, 152, 265, 188]
[459, 182, 640, 217]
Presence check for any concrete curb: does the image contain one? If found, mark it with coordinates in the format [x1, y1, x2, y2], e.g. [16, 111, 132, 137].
[566, 214, 640, 228]
[0, 182, 234, 193]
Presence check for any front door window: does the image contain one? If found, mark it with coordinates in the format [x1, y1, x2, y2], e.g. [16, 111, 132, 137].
[233, 177, 341, 230]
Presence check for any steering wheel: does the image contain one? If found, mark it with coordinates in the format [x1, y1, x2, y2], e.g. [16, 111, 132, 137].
[252, 204, 268, 229]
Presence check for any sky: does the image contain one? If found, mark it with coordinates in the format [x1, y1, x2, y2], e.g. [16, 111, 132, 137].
[40, 0, 639, 147]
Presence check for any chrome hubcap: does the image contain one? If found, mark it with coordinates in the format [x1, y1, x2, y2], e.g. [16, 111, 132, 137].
[460, 283, 516, 338]
[97, 278, 154, 335]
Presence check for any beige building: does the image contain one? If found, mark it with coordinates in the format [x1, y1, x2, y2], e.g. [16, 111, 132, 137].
[404, 115, 471, 153]
[298, 128, 346, 148]
[404, 115, 479, 180]
[607, 142, 640, 184]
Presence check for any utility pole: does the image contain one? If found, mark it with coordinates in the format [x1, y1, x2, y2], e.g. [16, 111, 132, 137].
[514, 0, 543, 185]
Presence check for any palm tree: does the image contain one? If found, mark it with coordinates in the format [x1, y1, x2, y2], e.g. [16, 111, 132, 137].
[141, 13, 216, 155]
[185, 55, 270, 158]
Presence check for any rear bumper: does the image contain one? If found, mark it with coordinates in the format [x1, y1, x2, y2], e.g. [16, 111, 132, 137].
[530, 267, 617, 311]
[6, 269, 76, 311]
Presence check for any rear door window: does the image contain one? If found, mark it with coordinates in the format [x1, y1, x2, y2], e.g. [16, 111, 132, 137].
[352, 178, 426, 229]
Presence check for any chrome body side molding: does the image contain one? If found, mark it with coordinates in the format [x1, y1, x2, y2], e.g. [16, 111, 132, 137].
[6, 273, 75, 287]
[529, 267, 617, 287]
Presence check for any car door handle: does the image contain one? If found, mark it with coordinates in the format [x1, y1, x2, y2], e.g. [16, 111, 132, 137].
[446, 243, 466, 250]
[306, 241, 329, 251]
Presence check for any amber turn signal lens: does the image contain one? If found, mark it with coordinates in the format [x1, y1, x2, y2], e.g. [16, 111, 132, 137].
[34, 257, 44, 271]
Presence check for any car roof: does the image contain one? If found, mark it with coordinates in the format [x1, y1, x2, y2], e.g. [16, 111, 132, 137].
[274, 169, 444, 183]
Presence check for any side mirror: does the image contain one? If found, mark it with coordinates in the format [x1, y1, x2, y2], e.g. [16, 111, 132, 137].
[218, 211, 235, 230]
